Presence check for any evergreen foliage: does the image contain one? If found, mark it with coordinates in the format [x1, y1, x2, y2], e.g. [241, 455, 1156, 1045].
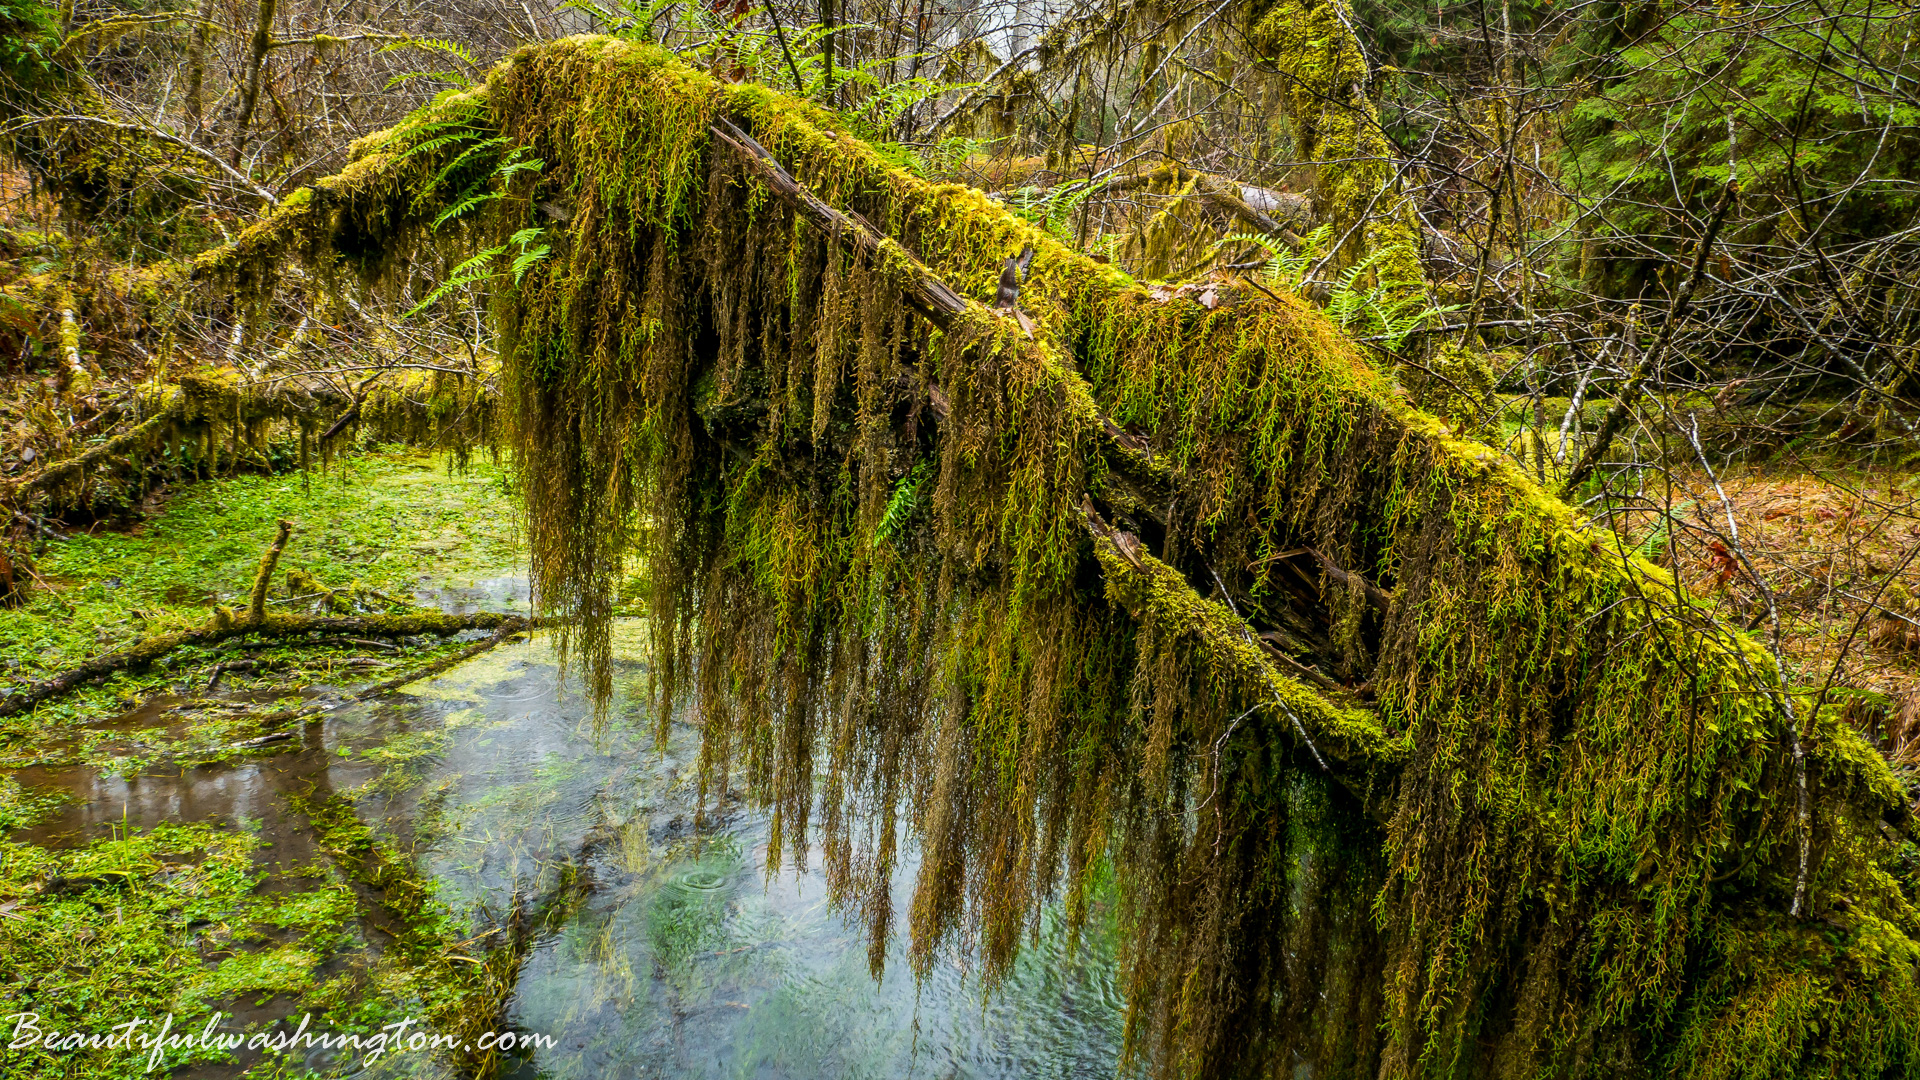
[1558, 0, 1920, 295]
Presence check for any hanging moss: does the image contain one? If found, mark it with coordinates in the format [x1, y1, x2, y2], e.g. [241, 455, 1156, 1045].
[2, 366, 490, 519]
[206, 36, 1920, 1080]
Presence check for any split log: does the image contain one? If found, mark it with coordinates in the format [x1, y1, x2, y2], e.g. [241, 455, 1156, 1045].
[1256, 546, 1394, 613]
[712, 115, 1398, 781]
[1081, 503, 1403, 795]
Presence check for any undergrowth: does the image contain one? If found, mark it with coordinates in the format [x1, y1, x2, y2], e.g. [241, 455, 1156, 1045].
[0, 449, 521, 740]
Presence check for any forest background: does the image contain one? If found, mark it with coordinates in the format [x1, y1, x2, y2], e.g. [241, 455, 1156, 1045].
[3, 0, 1915, 770]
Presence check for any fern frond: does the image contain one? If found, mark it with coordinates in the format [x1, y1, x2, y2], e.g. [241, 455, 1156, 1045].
[430, 188, 501, 230]
[402, 244, 505, 318]
[384, 70, 469, 91]
[381, 36, 475, 67]
[511, 244, 552, 284]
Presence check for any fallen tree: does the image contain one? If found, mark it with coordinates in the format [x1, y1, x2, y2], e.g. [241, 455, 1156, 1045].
[162, 36, 1920, 1080]
[0, 605, 530, 717]
[0, 517, 535, 716]
[0, 363, 492, 523]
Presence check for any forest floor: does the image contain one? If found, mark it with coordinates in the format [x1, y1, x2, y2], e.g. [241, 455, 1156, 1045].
[1611, 462, 1920, 764]
[1, 451, 524, 733]
[0, 450, 545, 1079]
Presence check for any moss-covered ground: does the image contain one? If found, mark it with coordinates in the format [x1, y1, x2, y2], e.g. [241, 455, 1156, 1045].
[0, 450, 531, 1079]
[1, 448, 522, 753]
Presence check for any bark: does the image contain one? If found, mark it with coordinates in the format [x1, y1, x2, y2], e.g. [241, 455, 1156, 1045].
[229, 0, 279, 166]
[182, 0, 219, 138]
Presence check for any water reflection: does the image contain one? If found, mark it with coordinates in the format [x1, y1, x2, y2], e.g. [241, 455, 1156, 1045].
[8, 621, 1126, 1080]
[417, 630, 1126, 1080]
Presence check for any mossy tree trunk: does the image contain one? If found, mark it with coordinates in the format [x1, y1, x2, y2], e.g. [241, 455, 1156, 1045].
[1252, 0, 1425, 290]
[182, 0, 220, 139]
[230, 0, 278, 166]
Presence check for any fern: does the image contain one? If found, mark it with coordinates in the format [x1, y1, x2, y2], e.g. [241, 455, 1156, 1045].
[403, 228, 549, 319]
[380, 36, 475, 67]
[423, 142, 537, 226]
[1211, 230, 1450, 350]
[1634, 501, 1694, 561]
[401, 245, 505, 319]
[384, 69, 468, 91]
[429, 188, 500, 230]
[426, 135, 510, 191]
[873, 460, 932, 548]
[1212, 225, 1332, 291]
[507, 228, 551, 283]
[1315, 245, 1457, 351]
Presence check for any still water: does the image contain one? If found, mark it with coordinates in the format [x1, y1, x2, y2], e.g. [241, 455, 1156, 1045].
[12, 607, 1126, 1079]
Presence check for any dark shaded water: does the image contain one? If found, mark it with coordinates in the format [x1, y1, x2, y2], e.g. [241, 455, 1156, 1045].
[7, 605, 1125, 1079]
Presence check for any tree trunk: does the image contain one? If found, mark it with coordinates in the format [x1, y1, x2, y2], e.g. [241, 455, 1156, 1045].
[230, 0, 278, 166]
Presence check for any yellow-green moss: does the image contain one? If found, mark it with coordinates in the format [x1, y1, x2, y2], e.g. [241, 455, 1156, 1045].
[204, 37, 1920, 1080]
[1252, 0, 1424, 288]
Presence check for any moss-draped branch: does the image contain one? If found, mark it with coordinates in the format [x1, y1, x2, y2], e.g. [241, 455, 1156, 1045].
[200, 36, 1920, 1080]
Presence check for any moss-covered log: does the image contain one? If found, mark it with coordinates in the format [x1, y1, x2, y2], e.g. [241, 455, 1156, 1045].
[0, 609, 530, 717]
[0, 391, 186, 504]
[0, 364, 492, 519]
[199, 37, 1920, 1080]
[710, 115, 1391, 787]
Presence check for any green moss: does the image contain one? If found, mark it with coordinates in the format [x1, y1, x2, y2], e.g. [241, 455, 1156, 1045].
[1251, 0, 1425, 286]
[209, 38, 1920, 1080]
[0, 804, 516, 1079]
[186, 946, 322, 1003]
[0, 449, 520, 738]
[0, 823, 337, 1077]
